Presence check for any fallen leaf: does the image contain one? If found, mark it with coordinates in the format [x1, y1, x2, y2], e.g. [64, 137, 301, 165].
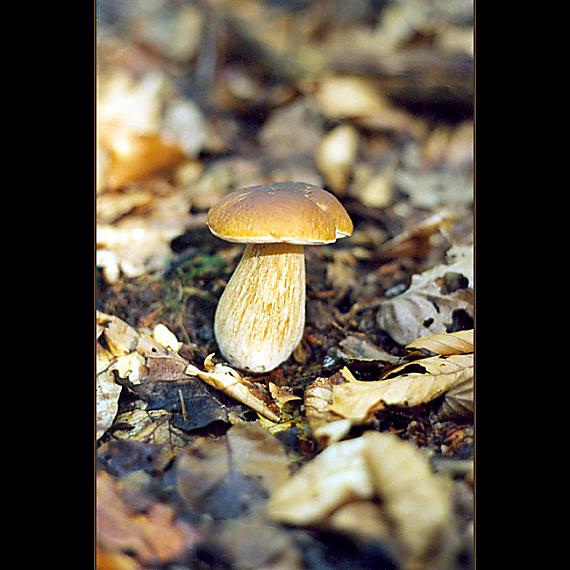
[111, 406, 189, 453]
[99, 312, 140, 357]
[268, 382, 302, 409]
[97, 370, 123, 441]
[152, 323, 183, 352]
[267, 432, 454, 569]
[267, 436, 375, 525]
[97, 471, 195, 565]
[304, 375, 354, 447]
[330, 355, 473, 422]
[377, 210, 459, 260]
[185, 356, 281, 422]
[406, 329, 473, 357]
[176, 422, 290, 518]
[377, 245, 473, 345]
[337, 335, 401, 365]
[361, 432, 453, 568]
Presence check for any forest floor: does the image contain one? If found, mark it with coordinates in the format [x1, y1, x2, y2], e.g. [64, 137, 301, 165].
[96, 1, 474, 569]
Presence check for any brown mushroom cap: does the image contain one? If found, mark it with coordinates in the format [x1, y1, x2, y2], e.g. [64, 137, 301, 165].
[207, 182, 353, 245]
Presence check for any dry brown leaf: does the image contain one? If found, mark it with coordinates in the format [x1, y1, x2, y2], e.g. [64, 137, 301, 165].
[329, 355, 473, 422]
[112, 407, 188, 454]
[267, 432, 454, 568]
[377, 245, 473, 345]
[436, 363, 474, 421]
[185, 355, 281, 422]
[98, 312, 140, 357]
[97, 471, 195, 565]
[361, 432, 453, 569]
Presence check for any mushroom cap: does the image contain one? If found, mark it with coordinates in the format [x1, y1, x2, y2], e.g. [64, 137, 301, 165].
[207, 182, 353, 245]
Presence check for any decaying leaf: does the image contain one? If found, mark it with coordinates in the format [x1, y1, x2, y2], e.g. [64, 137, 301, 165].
[111, 406, 188, 454]
[330, 354, 473, 423]
[267, 432, 454, 569]
[97, 471, 196, 565]
[176, 422, 290, 518]
[185, 355, 281, 422]
[377, 244, 473, 345]
[437, 365, 474, 421]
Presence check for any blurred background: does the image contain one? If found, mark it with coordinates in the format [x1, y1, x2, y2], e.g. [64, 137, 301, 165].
[96, 0, 473, 286]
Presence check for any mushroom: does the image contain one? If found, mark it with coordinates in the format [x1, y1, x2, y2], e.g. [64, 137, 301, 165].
[207, 181, 353, 373]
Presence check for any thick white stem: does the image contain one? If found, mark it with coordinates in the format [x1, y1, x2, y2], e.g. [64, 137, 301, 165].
[214, 243, 306, 373]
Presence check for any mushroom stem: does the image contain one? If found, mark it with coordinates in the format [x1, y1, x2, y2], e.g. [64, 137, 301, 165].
[214, 243, 306, 373]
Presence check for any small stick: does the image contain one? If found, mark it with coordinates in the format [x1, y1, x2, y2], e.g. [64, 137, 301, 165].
[179, 389, 189, 423]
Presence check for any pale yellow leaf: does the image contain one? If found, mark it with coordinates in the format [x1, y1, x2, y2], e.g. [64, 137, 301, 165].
[406, 329, 473, 356]
[330, 354, 473, 422]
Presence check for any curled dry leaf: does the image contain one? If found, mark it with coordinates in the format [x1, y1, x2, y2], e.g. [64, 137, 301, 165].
[152, 323, 182, 352]
[267, 436, 375, 525]
[330, 355, 473, 422]
[361, 432, 453, 569]
[185, 355, 281, 422]
[268, 432, 453, 569]
[268, 382, 302, 409]
[304, 376, 353, 447]
[377, 244, 473, 345]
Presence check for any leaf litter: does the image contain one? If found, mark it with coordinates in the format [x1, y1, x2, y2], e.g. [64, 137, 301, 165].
[96, 1, 474, 568]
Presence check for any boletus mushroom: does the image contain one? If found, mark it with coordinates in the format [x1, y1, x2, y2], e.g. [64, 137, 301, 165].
[207, 181, 353, 373]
